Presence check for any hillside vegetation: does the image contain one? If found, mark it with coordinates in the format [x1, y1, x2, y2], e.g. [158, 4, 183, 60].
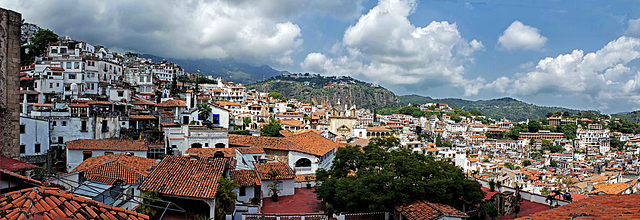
[248, 75, 401, 110]
[614, 111, 640, 124]
[399, 95, 580, 122]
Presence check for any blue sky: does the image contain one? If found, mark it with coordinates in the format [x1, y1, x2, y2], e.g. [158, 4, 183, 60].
[4, 0, 640, 113]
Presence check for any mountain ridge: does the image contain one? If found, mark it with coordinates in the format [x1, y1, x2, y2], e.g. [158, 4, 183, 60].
[139, 54, 285, 84]
[398, 94, 581, 122]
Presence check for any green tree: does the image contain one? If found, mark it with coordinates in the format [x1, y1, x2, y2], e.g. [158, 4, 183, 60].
[23, 29, 59, 65]
[242, 117, 252, 130]
[522, 160, 532, 167]
[139, 191, 161, 218]
[315, 137, 484, 212]
[261, 118, 283, 137]
[268, 92, 287, 101]
[528, 120, 542, 133]
[549, 160, 558, 167]
[610, 136, 627, 151]
[216, 177, 239, 219]
[481, 202, 499, 220]
[170, 75, 178, 97]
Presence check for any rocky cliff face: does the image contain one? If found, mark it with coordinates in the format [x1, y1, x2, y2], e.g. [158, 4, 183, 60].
[248, 80, 401, 110]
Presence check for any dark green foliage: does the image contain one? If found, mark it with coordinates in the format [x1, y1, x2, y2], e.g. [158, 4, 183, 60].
[229, 130, 251, 135]
[610, 136, 627, 151]
[216, 177, 239, 219]
[315, 137, 484, 212]
[248, 76, 401, 110]
[541, 140, 564, 153]
[607, 119, 640, 134]
[261, 118, 283, 137]
[522, 160, 532, 167]
[268, 92, 287, 101]
[22, 29, 59, 65]
[549, 160, 558, 167]
[506, 123, 528, 140]
[399, 95, 579, 122]
[528, 121, 542, 133]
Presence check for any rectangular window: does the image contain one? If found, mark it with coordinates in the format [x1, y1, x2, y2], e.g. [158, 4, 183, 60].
[60, 48, 67, 54]
[118, 91, 124, 97]
[58, 136, 63, 144]
[50, 83, 53, 88]
[35, 144, 41, 153]
[20, 145, 25, 154]
[212, 114, 220, 125]
[62, 121, 67, 126]
[102, 120, 108, 132]
[239, 187, 246, 196]
[66, 62, 71, 69]
[56, 83, 59, 87]
[81, 121, 87, 132]
[51, 49, 57, 54]
[20, 124, 25, 133]
[35, 82, 38, 88]
[52, 121, 57, 126]
[74, 62, 80, 69]
[83, 151, 92, 161]
[68, 74, 76, 79]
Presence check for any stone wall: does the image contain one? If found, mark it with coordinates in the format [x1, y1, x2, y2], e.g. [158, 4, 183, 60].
[0, 8, 21, 159]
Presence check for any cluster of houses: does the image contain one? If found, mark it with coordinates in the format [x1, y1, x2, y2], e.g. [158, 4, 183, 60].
[8, 33, 640, 219]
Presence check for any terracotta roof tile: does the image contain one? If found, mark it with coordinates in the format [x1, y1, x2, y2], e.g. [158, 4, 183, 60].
[517, 194, 640, 220]
[70, 154, 157, 185]
[230, 132, 342, 157]
[185, 148, 236, 158]
[129, 115, 157, 120]
[157, 99, 186, 107]
[138, 156, 231, 199]
[0, 187, 148, 220]
[0, 168, 42, 186]
[254, 162, 296, 180]
[395, 200, 468, 220]
[65, 139, 149, 151]
[229, 169, 261, 187]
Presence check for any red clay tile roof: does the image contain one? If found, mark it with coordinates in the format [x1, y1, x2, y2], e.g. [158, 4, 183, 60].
[86, 101, 113, 105]
[517, 194, 640, 220]
[139, 156, 231, 199]
[279, 119, 303, 127]
[0, 187, 149, 220]
[279, 130, 294, 137]
[65, 139, 148, 151]
[157, 99, 186, 107]
[254, 162, 296, 180]
[229, 169, 261, 187]
[129, 115, 157, 120]
[70, 154, 157, 185]
[230, 132, 341, 157]
[185, 148, 236, 158]
[0, 156, 37, 171]
[67, 103, 89, 108]
[395, 200, 468, 220]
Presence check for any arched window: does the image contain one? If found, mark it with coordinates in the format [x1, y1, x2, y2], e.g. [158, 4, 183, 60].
[295, 158, 312, 167]
[215, 143, 225, 148]
[191, 143, 202, 148]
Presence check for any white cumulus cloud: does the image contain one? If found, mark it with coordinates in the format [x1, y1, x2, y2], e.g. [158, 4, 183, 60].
[486, 36, 640, 110]
[627, 18, 640, 37]
[498, 21, 547, 51]
[0, 0, 364, 66]
[301, 0, 484, 95]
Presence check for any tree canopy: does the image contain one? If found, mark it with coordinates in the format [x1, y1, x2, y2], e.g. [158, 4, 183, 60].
[268, 92, 287, 102]
[22, 29, 59, 65]
[315, 137, 484, 213]
[261, 118, 283, 137]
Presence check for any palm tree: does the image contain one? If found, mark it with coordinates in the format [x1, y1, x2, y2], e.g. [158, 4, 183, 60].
[198, 103, 212, 122]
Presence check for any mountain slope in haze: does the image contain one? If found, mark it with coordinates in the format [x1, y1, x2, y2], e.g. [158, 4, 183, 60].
[399, 95, 580, 122]
[248, 75, 401, 110]
[614, 111, 640, 123]
[139, 54, 285, 84]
